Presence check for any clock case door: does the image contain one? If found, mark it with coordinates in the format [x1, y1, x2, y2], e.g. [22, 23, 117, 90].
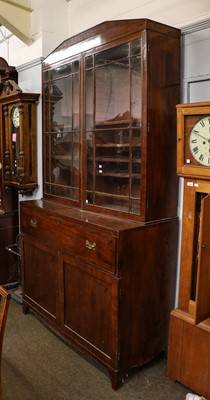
[177, 179, 210, 324]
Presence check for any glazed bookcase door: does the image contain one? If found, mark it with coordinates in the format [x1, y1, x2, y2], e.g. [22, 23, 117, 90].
[84, 39, 142, 215]
[43, 58, 81, 204]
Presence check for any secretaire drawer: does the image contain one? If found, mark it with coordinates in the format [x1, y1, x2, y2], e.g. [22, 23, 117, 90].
[20, 206, 116, 273]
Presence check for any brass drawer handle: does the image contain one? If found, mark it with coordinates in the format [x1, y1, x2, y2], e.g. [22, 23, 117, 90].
[85, 240, 96, 251]
[30, 218, 37, 228]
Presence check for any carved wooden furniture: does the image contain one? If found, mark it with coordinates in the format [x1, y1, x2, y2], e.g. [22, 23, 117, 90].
[0, 79, 40, 193]
[0, 59, 19, 285]
[167, 102, 210, 399]
[20, 19, 180, 389]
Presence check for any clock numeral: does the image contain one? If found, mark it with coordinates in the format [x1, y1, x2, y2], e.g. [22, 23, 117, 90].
[192, 129, 199, 134]
[208, 158, 210, 165]
[193, 146, 199, 155]
[200, 120, 205, 127]
[199, 154, 204, 162]
[191, 139, 197, 143]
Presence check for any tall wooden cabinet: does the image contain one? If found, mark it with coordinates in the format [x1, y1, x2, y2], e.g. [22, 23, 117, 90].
[20, 19, 180, 389]
[0, 58, 19, 284]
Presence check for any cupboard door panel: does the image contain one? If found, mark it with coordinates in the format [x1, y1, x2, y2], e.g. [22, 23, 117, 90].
[21, 235, 59, 323]
[60, 253, 119, 362]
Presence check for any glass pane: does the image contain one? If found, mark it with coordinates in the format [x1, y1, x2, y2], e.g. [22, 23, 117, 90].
[95, 129, 129, 146]
[50, 64, 72, 80]
[85, 69, 94, 131]
[131, 56, 141, 122]
[95, 43, 129, 66]
[43, 71, 50, 83]
[86, 131, 94, 193]
[45, 183, 79, 200]
[51, 76, 72, 132]
[95, 193, 129, 212]
[43, 83, 50, 132]
[95, 60, 129, 125]
[95, 175, 129, 196]
[130, 39, 141, 56]
[73, 73, 79, 130]
[45, 133, 70, 186]
[131, 197, 140, 213]
[44, 131, 79, 200]
[85, 55, 93, 69]
[72, 60, 79, 73]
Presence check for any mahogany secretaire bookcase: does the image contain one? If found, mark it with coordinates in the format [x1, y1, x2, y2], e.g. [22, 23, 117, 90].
[20, 19, 180, 389]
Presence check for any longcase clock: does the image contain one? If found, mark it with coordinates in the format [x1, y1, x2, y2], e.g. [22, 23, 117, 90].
[167, 101, 210, 399]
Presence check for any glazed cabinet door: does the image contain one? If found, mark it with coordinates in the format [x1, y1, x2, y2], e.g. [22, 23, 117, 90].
[59, 252, 119, 366]
[43, 58, 81, 204]
[84, 39, 142, 215]
[21, 235, 60, 325]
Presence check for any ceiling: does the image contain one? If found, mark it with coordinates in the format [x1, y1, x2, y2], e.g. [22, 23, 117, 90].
[0, 0, 32, 44]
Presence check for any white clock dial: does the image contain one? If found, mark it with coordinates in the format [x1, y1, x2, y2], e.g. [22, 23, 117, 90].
[11, 106, 20, 128]
[189, 116, 210, 166]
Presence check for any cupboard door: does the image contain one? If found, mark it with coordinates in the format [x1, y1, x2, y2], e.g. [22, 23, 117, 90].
[59, 252, 119, 364]
[21, 235, 60, 324]
[178, 180, 210, 323]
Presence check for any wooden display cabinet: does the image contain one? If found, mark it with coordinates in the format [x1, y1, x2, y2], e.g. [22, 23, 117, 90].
[20, 19, 180, 389]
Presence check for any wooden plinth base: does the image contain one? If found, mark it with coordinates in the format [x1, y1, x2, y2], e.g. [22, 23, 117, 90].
[167, 309, 210, 399]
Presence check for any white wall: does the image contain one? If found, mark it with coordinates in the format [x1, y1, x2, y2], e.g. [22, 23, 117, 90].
[2, 0, 210, 66]
[182, 20, 210, 103]
[67, 0, 210, 37]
